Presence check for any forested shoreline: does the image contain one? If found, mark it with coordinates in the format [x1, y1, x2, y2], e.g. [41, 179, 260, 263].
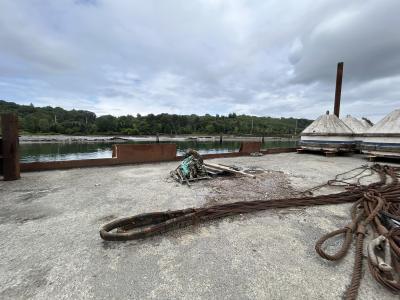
[0, 100, 312, 136]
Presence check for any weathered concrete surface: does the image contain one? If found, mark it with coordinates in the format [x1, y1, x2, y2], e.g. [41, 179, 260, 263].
[0, 153, 397, 299]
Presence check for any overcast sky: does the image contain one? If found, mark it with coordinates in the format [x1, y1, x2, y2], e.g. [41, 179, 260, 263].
[0, 0, 399, 121]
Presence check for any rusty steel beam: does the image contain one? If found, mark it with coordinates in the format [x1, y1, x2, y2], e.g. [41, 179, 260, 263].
[1, 113, 20, 180]
[239, 141, 261, 153]
[20, 143, 297, 172]
[334, 62, 344, 117]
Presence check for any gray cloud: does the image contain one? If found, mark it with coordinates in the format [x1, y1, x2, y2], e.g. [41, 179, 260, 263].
[0, 0, 399, 122]
[290, 0, 400, 83]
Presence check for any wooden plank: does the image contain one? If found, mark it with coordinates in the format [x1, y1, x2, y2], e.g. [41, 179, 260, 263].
[206, 170, 221, 176]
[1, 113, 20, 180]
[367, 152, 400, 159]
[205, 166, 223, 172]
[217, 163, 243, 170]
[204, 162, 256, 178]
[205, 166, 225, 174]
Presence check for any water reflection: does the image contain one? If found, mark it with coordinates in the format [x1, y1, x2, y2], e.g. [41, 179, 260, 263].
[20, 140, 297, 162]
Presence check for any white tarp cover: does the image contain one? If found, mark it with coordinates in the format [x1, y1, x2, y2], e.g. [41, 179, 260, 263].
[342, 115, 370, 134]
[366, 109, 400, 134]
[302, 113, 354, 135]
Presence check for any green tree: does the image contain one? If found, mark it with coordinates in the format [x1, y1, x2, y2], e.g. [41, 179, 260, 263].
[38, 119, 50, 132]
[95, 115, 118, 132]
[0, 100, 312, 136]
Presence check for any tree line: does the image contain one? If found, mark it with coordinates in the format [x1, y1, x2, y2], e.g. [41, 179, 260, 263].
[0, 100, 312, 136]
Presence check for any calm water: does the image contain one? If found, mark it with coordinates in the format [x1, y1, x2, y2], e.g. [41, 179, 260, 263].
[20, 140, 298, 162]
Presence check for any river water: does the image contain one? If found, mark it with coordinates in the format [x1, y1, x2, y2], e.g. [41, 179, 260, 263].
[19, 140, 298, 162]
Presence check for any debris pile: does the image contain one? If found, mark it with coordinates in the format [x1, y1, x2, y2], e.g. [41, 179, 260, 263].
[171, 149, 208, 184]
[171, 149, 257, 185]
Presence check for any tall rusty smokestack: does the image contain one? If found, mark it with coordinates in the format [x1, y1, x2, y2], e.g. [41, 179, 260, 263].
[334, 62, 344, 117]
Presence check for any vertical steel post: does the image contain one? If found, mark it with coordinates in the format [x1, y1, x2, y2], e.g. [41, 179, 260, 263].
[334, 62, 344, 117]
[1, 113, 20, 180]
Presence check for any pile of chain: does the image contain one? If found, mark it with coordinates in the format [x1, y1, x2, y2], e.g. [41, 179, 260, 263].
[100, 164, 400, 299]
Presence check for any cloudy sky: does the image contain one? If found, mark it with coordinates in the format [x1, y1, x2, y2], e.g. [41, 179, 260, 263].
[0, 0, 399, 121]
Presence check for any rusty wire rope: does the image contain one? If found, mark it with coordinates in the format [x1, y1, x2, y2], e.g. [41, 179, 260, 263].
[100, 164, 400, 299]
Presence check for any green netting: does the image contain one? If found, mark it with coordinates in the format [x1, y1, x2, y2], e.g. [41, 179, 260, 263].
[179, 156, 193, 177]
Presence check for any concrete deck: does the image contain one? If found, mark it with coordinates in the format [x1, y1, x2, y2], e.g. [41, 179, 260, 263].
[0, 153, 397, 299]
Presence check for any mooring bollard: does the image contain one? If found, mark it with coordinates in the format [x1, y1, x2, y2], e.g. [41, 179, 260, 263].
[1, 113, 20, 180]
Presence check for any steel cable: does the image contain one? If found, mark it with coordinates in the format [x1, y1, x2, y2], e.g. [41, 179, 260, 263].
[100, 164, 400, 298]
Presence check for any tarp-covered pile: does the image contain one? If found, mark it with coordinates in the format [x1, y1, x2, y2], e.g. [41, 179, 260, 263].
[300, 111, 355, 152]
[361, 108, 400, 157]
[341, 115, 370, 134]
